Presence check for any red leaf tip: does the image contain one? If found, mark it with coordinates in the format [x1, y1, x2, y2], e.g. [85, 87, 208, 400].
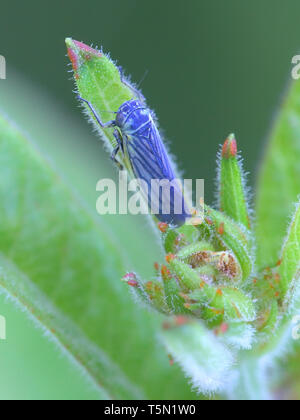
[122, 272, 139, 287]
[161, 265, 171, 279]
[222, 133, 237, 159]
[65, 38, 102, 77]
[73, 40, 102, 58]
[158, 222, 169, 233]
[165, 254, 176, 263]
[217, 222, 225, 235]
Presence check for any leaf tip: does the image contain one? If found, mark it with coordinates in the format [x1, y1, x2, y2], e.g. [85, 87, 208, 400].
[65, 37, 103, 79]
[222, 133, 237, 159]
[165, 253, 176, 263]
[122, 272, 139, 287]
[158, 222, 169, 233]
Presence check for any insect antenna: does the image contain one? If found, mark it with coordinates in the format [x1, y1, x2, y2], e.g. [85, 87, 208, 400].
[137, 69, 149, 88]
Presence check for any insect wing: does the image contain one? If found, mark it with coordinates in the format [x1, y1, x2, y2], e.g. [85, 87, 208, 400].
[126, 120, 189, 225]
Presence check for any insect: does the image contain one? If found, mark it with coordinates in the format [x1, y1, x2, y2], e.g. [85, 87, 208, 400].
[78, 72, 190, 226]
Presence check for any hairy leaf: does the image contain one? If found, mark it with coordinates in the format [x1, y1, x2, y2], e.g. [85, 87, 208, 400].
[256, 81, 300, 269]
[160, 320, 234, 395]
[279, 201, 300, 305]
[66, 38, 134, 173]
[206, 208, 254, 282]
[219, 134, 250, 229]
[0, 113, 195, 399]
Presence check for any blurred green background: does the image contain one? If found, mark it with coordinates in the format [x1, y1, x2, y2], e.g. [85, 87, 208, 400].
[0, 0, 300, 399]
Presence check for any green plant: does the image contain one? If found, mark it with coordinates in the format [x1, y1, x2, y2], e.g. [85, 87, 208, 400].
[0, 37, 298, 400]
[65, 38, 300, 399]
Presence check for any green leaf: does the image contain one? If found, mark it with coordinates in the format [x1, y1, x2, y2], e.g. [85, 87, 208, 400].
[257, 299, 279, 340]
[256, 81, 300, 270]
[206, 208, 254, 282]
[65, 38, 134, 174]
[188, 286, 256, 324]
[218, 134, 250, 229]
[0, 113, 195, 399]
[160, 320, 234, 395]
[0, 292, 104, 400]
[220, 322, 255, 350]
[227, 357, 270, 400]
[279, 201, 300, 304]
[161, 270, 191, 315]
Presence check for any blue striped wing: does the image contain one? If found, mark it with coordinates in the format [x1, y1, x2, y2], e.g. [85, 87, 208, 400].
[125, 118, 189, 225]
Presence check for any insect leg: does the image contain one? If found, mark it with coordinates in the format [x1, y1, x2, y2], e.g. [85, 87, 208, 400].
[118, 66, 146, 105]
[77, 96, 116, 128]
[111, 129, 124, 170]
